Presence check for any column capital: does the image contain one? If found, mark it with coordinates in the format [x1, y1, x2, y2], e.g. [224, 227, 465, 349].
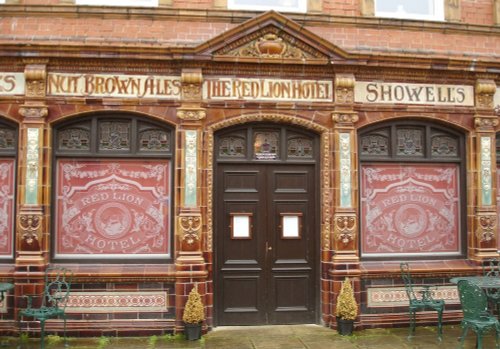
[334, 74, 355, 105]
[475, 79, 496, 110]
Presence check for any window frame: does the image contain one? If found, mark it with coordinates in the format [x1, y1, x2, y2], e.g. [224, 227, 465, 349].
[75, 0, 158, 7]
[227, 0, 307, 14]
[374, 0, 445, 21]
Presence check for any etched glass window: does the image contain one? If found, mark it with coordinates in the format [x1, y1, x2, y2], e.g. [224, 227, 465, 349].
[396, 128, 424, 156]
[254, 131, 279, 160]
[138, 123, 170, 152]
[0, 126, 16, 151]
[431, 134, 458, 157]
[219, 134, 246, 158]
[58, 127, 91, 151]
[287, 133, 313, 159]
[99, 121, 130, 151]
[360, 128, 390, 156]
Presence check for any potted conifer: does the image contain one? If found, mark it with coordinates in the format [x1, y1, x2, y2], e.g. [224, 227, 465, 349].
[335, 277, 358, 336]
[182, 285, 205, 340]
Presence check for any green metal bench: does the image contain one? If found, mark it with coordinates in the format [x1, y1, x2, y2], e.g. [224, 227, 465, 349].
[457, 279, 500, 349]
[18, 267, 72, 349]
[400, 262, 445, 340]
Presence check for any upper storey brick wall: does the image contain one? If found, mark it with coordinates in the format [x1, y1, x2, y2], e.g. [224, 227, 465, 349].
[6, 0, 499, 26]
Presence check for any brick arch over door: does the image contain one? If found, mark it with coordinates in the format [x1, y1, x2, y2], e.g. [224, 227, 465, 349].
[205, 113, 331, 254]
[358, 119, 466, 259]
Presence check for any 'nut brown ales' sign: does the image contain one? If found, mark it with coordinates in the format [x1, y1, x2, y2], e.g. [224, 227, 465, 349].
[55, 159, 171, 259]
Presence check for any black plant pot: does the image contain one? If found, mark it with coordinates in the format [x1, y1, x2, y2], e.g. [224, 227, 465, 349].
[336, 317, 354, 336]
[184, 322, 202, 340]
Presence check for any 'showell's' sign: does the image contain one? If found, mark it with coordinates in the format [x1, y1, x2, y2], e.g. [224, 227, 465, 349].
[0, 73, 25, 95]
[355, 82, 474, 106]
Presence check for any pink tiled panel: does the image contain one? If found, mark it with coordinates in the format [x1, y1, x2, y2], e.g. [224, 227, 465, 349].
[0, 158, 14, 257]
[360, 163, 460, 256]
[55, 159, 171, 257]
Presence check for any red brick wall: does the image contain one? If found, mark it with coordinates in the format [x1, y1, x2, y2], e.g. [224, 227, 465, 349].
[462, 0, 495, 25]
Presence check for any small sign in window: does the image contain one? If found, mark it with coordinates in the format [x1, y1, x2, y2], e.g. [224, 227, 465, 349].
[230, 213, 253, 239]
[281, 213, 302, 239]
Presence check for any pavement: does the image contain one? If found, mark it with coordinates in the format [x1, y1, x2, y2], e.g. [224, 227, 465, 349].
[1, 324, 498, 349]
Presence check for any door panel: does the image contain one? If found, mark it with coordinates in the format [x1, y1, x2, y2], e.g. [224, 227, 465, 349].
[216, 164, 316, 325]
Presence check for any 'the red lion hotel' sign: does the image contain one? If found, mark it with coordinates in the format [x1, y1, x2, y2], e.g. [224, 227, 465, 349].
[361, 164, 460, 257]
[55, 160, 170, 259]
[0, 159, 14, 258]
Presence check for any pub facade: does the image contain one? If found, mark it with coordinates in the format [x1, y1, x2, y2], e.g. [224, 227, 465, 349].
[0, 0, 500, 336]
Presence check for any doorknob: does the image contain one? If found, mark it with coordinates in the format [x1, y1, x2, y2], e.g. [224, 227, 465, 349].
[268, 246, 272, 251]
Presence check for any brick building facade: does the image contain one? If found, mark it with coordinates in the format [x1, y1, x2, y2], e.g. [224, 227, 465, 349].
[0, 0, 500, 337]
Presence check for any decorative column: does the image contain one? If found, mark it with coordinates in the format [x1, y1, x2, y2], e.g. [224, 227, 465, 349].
[16, 60, 49, 266]
[175, 69, 208, 332]
[331, 74, 359, 263]
[329, 74, 360, 330]
[472, 79, 498, 259]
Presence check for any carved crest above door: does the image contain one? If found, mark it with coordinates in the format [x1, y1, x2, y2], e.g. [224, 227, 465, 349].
[196, 11, 347, 64]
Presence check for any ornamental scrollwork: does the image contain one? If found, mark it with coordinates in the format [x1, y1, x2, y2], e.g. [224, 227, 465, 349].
[334, 214, 356, 245]
[334, 74, 355, 104]
[475, 79, 496, 109]
[24, 64, 47, 98]
[18, 214, 42, 251]
[181, 69, 203, 101]
[332, 113, 359, 125]
[474, 116, 499, 131]
[476, 215, 496, 243]
[178, 214, 202, 251]
[177, 109, 206, 121]
[19, 106, 48, 119]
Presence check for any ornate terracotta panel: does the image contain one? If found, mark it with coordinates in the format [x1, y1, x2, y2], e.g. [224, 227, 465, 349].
[360, 163, 460, 256]
[0, 159, 14, 258]
[55, 159, 171, 259]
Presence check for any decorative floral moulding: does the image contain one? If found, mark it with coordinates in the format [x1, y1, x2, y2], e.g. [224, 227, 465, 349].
[0, 159, 14, 258]
[360, 163, 460, 257]
[55, 159, 171, 259]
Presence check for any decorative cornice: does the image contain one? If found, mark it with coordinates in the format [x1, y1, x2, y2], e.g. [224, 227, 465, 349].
[19, 106, 48, 119]
[474, 115, 499, 131]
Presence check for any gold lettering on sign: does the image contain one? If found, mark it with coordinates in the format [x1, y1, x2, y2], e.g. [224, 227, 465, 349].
[355, 82, 474, 106]
[47, 73, 182, 99]
[203, 78, 333, 102]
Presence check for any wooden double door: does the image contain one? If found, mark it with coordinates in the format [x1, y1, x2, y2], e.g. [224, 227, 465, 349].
[215, 163, 317, 325]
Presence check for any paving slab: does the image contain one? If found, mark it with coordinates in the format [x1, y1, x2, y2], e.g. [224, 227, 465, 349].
[2, 324, 500, 349]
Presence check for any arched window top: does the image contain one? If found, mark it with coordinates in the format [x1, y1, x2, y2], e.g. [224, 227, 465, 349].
[0, 119, 17, 156]
[54, 114, 173, 158]
[216, 123, 317, 163]
[359, 121, 462, 161]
